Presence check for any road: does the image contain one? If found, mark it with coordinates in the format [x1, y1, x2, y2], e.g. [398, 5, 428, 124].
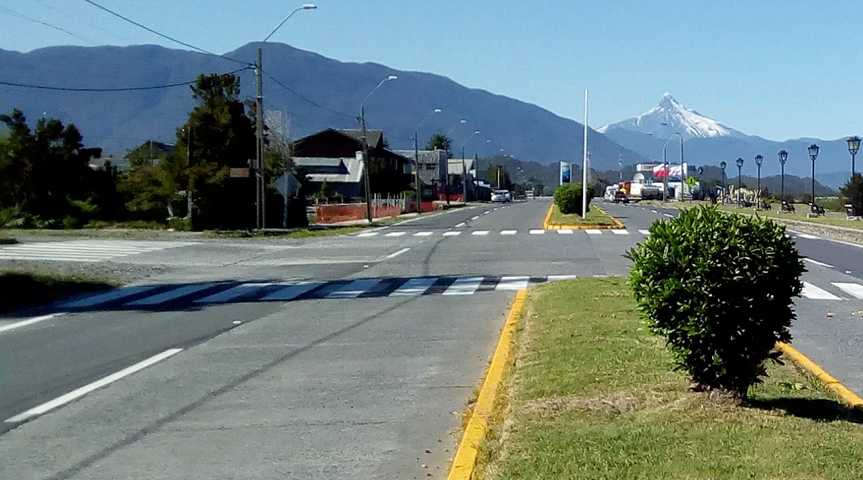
[2, 199, 863, 479]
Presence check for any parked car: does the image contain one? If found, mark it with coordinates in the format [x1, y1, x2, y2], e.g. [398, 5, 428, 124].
[491, 190, 510, 203]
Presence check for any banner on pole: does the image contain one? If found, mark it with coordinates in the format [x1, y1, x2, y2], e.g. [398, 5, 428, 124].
[560, 161, 572, 185]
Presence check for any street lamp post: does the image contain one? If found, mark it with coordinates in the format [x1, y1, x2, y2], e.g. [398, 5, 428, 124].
[808, 143, 820, 213]
[778, 150, 788, 209]
[662, 141, 669, 202]
[359, 75, 398, 223]
[413, 108, 442, 213]
[719, 161, 727, 202]
[754, 154, 763, 208]
[848, 136, 861, 178]
[735, 157, 744, 206]
[255, 3, 317, 229]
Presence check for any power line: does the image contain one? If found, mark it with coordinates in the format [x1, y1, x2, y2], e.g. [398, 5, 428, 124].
[81, 0, 249, 66]
[263, 72, 356, 121]
[0, 67, 251, 92]
[0, 5, 95, 44]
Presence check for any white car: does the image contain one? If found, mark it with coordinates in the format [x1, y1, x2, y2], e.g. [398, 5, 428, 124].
[491, 190, 510, 203]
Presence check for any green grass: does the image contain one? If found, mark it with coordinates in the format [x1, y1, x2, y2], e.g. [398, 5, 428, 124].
[548, 204, 617, 226]
[480, 278, 863, 479]
[0, 271, 117, 313]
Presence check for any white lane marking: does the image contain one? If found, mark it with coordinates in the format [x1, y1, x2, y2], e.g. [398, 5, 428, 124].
[557, 229, 574, 235]
[385, 247, 410, 259]
[797, 233, 820, 240]
[833, 283, 863, 299]
[638, 230, 650, 235]
[483, 211, 491, 215]
[389, 277, 438, 297]
[585, 230, 602, 235]
[384, 232, 406, 237]
[126, 283, 218, 306]
[356, 232, 379, 238]
[500, 230, 517, 235]
[5, 348, 183, 423]
[0, 313, 63, 335]
[327, 278, 382, 299]
[651, 210, 658, 214]
[495, 276, 530, 291]
[612, 230, 630, 235]
[547, 275, 578, 282]
[471, 216, 480, 220]
[455, 222, 466, 228]
[443, 231, 461, 237]
[803, 258, 834, 269]
[260, 282, 322, 301]
[801, 282, 841, 300]
[195, 283, 274, 304]
[62, 285, 162, 308]
[663, 213, 675, 218]
[442, 277, 484, 296]
[413, 231, 433, 237]
[529, 229, 545, 235]
[0, 255, 108, 262]
[472, 231, 490, 236]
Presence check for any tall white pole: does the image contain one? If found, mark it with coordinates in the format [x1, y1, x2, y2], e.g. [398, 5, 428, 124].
[582, 89, 589, 215]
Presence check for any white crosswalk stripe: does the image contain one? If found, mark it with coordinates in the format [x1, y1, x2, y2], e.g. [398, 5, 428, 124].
[0, 240, 196, 263]
[557, 229, 574, 235]
[384, 232, 406, 237]
[801, 282, 841, 300]
[529, 229, 545, 235]
[413, 231, 433, 237]
[443, 277, 484, 295]
[327, 279, 382, 299]
[585, 230, 602, 235]
[389, 277, 438, 297]
[356, 232, 379, 238]
[495, 276, 530, 290]
[126, 283, 218, 306]
[443, 231, 461, 237]
[833, 283, 863, 299]
[612, 230, 630, 235]
[472, 231, 490, 236]
[638, 230, 650, 235]
[500, 230, 517, 235]
[260, 282, 322, 301]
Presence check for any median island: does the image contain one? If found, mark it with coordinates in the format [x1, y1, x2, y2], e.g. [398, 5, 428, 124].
[544, 183, 621, 229]
[477, 278, 863, 479]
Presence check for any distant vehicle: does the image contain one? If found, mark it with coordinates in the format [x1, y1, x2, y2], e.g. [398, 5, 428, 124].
[604, 185, 618, 201]
[491, 190, 510, 203]
[614, 190, 629, 204]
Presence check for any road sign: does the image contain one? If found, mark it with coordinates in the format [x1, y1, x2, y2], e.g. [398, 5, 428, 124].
[230, 168, 250, 178]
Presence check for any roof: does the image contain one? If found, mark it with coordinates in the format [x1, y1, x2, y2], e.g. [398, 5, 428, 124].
[447, 157, 476, 175]
[293, 156, 364, 184]
[393, 149, 447, 164]
[337, 129, 383, 149]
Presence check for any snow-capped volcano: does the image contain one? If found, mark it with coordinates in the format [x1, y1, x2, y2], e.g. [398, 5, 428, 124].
[599, 93, 745, 141]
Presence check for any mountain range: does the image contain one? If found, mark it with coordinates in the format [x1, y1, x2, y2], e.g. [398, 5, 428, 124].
[599, 94, 856, 189]
[0, 42, 644, 171]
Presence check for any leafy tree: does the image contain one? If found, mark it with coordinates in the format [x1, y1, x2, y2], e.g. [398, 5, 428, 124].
[425, 132, 451, 152]
[841, 174, 863, 215]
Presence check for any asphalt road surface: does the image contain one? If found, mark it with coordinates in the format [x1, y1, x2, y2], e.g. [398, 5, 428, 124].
[2, 199, 862, 479]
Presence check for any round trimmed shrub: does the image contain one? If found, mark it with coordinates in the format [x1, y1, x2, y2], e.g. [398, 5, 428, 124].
[554, 183, 593, 215]
[627, 206, 804, 397]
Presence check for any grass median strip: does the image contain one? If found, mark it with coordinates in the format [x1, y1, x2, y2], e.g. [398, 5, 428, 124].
[478, 277, 863, 479]
[544, 204, 620, 229]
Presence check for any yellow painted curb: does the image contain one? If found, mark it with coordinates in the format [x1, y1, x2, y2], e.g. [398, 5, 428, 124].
[776, 342, 863, 410]
[447, 289, 528, 480]
[543, 202, 625, 230]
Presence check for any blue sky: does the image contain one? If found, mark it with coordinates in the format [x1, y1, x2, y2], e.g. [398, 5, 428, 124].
[3, 0, 862, 140]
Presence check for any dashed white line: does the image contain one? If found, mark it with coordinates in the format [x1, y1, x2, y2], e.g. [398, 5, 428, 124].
[443, 231, 461, 237]
[638, 229, 650, 235]
[413, 231, 433, 237]
[385, 247, 410, 259]
[356, 232, 379, 238]
[529, 229, 546, 235]
[5, 348, 183, 423]
[455, 222, 466, 228]
[471, 216, 480, 220]
[384, 232, 406, 237]
[500, 230, 517, 235]
[803, 258, 834, 269]
[472, 231, 490, 236]
[0, 313, 63, 335]
[585, 229, 602, 235]
[612, 230, 630, 235]
[556, 229, 574, 235]
[662, 213, 675, 218]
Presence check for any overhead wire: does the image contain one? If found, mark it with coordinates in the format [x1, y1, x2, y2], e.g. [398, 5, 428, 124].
[0, 66, 252, 92]
[0, 5, 95, 44]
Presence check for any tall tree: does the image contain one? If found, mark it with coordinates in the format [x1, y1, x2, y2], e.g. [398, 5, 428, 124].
[425, 132, 452, 152]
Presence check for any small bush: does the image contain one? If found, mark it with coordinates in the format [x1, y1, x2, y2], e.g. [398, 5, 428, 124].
[627, 206, 804, 397]
[167, 217, 192, 231]
[841, 175, 863, 215]
[554, 183, 593, 215]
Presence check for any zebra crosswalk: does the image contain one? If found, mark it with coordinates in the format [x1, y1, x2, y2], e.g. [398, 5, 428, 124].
[0, 240, 197, 262]
[60, 275, 580, 309]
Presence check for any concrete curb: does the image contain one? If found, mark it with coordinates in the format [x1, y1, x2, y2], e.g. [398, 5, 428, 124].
[776, 342, 863, 410]
[542, 203, 625, 230]
[447, 289, 527, 480]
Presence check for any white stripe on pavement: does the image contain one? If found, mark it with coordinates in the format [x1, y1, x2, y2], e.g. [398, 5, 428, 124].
[638, 230, 650, 235]
[529, 229, 545, 235]
[803, 258, 834, 269]
[443, 277, 484, 296]
[384, 232, 406, 237]
[413, 231, 433, 237]
[556, 229, 574, 235]
[389, 277, 438, 297]
[472, 231, 490, 236]
[797, 233, 820, 240]
[327, 279, 381, 299]
[832, 283, 863, 299]
[455, 222, 466, 228]
[5, 348, 183, 423]
[0, 313, 63, 335]
[385, 248, 410, 259]
[126, 283, 218, 306]
[585, 230, 602, 235]
[500, 230, 517, 235]
[663, 213, 675, 218]
[443, 231, 461, 237]
[547, 275, 578, 282]
[62, 285, 161, 308]
[801, 282, 841, 300]
[259, 282, 322, 301]
[495, 276, 530, 291]
[612, 230, 630, 235]
[356, 232, 379, 238]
